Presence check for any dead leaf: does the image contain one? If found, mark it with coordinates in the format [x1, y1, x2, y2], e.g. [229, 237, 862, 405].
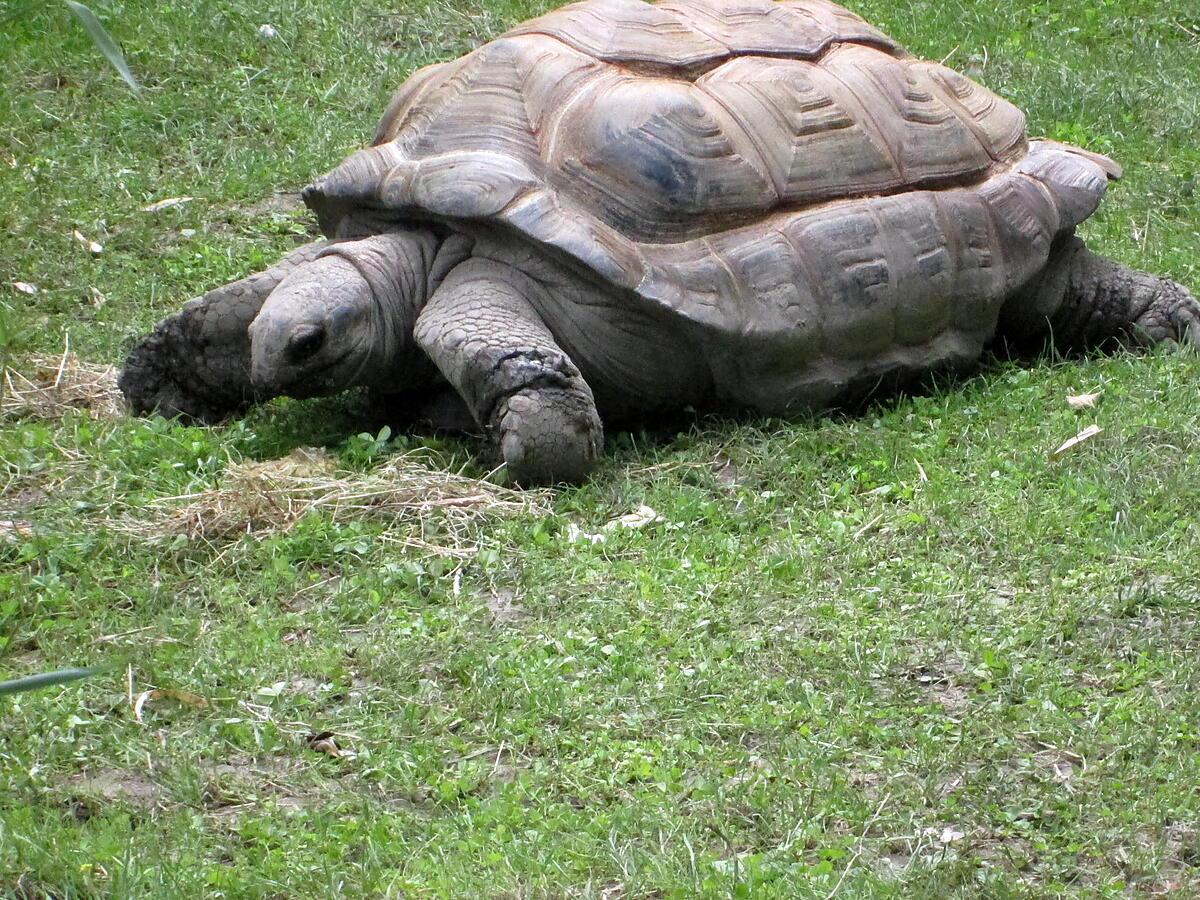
[72, 230, 103, 256]
[922, 825, 967, 846]
[254, 681, 289, 699]
[1050, 425, 1103, 459]
[306, 731, 348, 758]
[89, 287, 106, 309]
[133, 688, 209, 723]
[603, 504, 662, 531]
[10, 281, 38, 295]
[142, 196, 194, 213]
[1067, 392, 1102, 410]
[566, 522, 605, 545]
[0, 520, 34, 541]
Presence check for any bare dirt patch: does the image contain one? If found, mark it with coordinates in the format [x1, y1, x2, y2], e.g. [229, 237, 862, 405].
[901, 655, 973, 717]
[201, 755, 315, 820]
[0, 485, 47, 510]
[711, 454, 745, 487]
[64, 768, 164, 811]
[239, 191, 305, 220]
[205, 191, 318, 240]
[450, 745, 532, 795]
[483, 588, 525, 627]
[3, 649, 45, 671]
[1029, 745, 1081, 789]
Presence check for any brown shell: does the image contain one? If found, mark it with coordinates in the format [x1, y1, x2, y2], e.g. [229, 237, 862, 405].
[305, 0, 1116, 362]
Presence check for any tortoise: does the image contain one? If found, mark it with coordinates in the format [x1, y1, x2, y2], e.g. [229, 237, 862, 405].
[120, 0, 1199, 484]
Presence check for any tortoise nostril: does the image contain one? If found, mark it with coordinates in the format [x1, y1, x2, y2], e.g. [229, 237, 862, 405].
[286, 323, 326, 363]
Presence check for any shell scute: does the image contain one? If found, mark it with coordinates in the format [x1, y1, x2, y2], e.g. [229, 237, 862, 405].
[820, 45, 1013, 182]
[510, 0, 725, 68]
[697, 58, 901, 203]
[551, 77, 776, 241]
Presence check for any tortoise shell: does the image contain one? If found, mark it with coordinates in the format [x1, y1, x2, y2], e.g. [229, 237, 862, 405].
[305, 0, 1117, 400]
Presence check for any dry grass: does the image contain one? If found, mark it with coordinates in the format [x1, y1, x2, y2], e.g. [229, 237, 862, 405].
[117, 447, 547, 555]
[0, 350, 544, 558]
[2, 351, 124, 421]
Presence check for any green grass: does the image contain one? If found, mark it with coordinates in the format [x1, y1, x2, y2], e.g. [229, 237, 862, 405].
[2, 0, 1199, 896]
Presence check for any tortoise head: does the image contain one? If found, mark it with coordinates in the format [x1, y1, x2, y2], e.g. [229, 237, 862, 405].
[248, 233, 431, 399]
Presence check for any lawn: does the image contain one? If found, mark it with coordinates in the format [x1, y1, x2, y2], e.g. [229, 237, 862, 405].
[1, 0, 1199, 896]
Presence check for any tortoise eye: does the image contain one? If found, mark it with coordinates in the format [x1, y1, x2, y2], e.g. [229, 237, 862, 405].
[286, 323, 326, 363]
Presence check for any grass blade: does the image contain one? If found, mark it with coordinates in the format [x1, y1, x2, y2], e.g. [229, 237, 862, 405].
[64, 1, 142, 96]
[0, 665, 108, 696]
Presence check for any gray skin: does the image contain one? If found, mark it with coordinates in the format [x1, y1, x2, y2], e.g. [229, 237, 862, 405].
[119, 222, 1199, 484]
[121, 226, 688, 483]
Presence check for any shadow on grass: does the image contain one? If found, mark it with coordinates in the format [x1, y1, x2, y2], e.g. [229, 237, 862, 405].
[237, 389, 489, 478]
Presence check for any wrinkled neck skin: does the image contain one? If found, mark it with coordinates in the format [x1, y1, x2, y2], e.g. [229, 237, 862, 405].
[249, 228, 470, 400]
[321, 230, 436, 386]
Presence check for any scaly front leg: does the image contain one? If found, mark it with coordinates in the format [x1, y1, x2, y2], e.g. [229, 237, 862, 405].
[119, 241, 329, 423]
[414, 259, 604, 484]
[1002, 236, 1200, 353]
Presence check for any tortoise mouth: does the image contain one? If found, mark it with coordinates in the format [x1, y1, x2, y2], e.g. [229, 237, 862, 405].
[251, 342, 362, 398]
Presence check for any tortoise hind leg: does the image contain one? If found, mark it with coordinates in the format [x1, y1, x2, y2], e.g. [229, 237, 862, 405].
[120, 241, 328, 423]
[413, 259, 603, 484]
[999, 236, 1200, 354]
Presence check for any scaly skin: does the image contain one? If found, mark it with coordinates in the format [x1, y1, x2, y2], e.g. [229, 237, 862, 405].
[1001, 236, 1200, 353]
[119, 241, 329, 423]
[414, 258, 604, 485]
[248, 231, 445, 399]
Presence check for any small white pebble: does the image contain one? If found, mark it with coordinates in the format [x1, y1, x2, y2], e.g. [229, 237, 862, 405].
[257, 23, 279, 39]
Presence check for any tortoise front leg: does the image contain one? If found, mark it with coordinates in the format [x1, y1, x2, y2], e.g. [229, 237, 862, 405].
[1002, 237, 1200, 353]
[414, 260, 603, 484]
[120, 241, 328, 423]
